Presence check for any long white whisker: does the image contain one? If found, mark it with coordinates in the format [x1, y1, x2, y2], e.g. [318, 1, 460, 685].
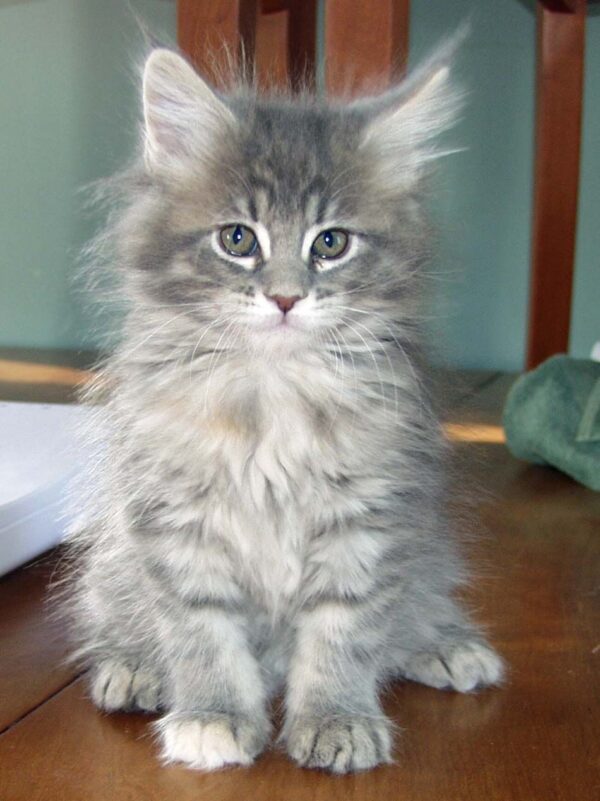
[341, 316, 400, 425]
[330, 304, 427, 407]
[203, 318, 240, 415]
[325, 329, 345, 430]
[339, 318, 389, 420]
[211, 323, 246, 410]
[115, 310, 192, 363]
[332, 325, 360, 432]
[188, 313, 233, 391]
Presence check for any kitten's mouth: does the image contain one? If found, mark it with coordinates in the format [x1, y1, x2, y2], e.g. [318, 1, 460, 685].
[270, 316, 299, 333]
[243, 293, 319, 341]
[248, 313, 311, 345]
[275, 313, 309, 332]
[257, 311, 302, 331]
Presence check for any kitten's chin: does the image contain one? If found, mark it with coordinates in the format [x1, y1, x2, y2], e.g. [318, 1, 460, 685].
[246, 317, 312, 354]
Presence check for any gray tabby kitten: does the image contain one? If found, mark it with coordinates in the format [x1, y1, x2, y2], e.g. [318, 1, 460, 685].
[67, 42, 504, 774]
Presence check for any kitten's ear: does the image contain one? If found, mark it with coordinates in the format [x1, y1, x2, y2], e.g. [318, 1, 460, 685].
[358, 32, 465, 190]
[142, 49, 234, 174]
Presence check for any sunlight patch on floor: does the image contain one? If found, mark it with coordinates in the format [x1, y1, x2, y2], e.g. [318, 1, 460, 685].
[0, 360, 92, 387]
[444, 423, 506, 444]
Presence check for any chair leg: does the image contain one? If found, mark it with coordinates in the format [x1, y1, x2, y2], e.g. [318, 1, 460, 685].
[527, 0, 585, 368]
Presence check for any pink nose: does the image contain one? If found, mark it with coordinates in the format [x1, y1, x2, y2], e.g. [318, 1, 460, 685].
[268, 294, 302, 314]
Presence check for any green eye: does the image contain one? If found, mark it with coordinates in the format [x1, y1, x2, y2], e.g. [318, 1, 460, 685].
[311, 229, 349, 261]
[219, 224, 259, 257]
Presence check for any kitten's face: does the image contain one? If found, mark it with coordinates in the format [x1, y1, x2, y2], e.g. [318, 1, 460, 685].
[127, 50, 458, 360]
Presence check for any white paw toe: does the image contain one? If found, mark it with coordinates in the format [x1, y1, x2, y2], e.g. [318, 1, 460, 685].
[159, 714, 267, 771]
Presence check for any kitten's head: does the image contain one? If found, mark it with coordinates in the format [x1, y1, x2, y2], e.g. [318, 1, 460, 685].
[114, 43, 461, 363]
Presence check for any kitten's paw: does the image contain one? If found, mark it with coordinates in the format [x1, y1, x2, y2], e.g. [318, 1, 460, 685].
[158, 713, 269, 771]
[403, 641, 505, 692]
[91, 660, 161, 712]
[285, 715, 393, 773]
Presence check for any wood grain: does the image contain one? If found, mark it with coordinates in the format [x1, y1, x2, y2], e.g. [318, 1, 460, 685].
[177, 0, 259, 88]
[178, 0, 316, 92]
[0, 551, 76, 734]
[0, 348, 96, 404]
[255, 8, 290, 89]
[1, 374, 598, 799]
[540, 0, 579, 11]
[324, 0, 410, 96]
[526, 0, 586, 368]
[0, 381, 80, 404]
[286, 0, 317, 91]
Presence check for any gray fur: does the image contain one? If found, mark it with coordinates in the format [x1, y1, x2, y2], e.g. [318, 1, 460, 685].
[64, 41, 504, 774]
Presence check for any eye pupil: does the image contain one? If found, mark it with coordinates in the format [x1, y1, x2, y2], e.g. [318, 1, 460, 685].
[311, 228, 349, 262]
[219, 224, 258, 258]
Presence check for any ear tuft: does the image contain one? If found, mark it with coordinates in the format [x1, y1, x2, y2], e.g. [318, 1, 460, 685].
[142, 49, 234, 174]
[359, 30, 466, 191]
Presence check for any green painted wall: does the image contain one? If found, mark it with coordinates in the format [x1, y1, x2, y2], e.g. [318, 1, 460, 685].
[0, 0, 175, 351]
[0, 0, 597, 367]
[571, 12, 600, 361]
[410, 0, 535, 370]
[410, 0, 599, 369]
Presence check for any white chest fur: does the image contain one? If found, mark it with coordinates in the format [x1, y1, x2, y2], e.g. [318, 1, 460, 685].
[125, 354, 378, 612]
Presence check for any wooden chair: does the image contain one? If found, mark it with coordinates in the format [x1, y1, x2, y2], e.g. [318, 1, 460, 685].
[177, 0, 410, 94]
[177, 0, 591, 369]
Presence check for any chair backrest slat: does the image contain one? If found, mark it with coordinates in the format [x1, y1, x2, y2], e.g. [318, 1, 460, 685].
[178, 0, 409, 95]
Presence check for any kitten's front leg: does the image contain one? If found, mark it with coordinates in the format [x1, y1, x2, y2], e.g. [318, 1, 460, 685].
[155, 599, 270, 770]
[284, 602, 393, 773]
[283, 550, 394, 773]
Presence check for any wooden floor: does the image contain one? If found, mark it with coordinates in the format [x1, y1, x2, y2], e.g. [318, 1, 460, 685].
[0, 371, 599, 801]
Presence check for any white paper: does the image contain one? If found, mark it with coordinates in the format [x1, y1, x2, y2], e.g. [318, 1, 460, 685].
[0, 402, 92, 575]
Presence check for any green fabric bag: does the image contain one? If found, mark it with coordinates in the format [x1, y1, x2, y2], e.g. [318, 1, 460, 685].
[503, 355, 600, 491]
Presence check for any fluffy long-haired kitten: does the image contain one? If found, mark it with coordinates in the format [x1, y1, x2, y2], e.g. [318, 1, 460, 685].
[66, 40, 504, 774]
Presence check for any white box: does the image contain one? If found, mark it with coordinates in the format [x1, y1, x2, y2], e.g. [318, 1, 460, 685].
[0, 401, 92, 576]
